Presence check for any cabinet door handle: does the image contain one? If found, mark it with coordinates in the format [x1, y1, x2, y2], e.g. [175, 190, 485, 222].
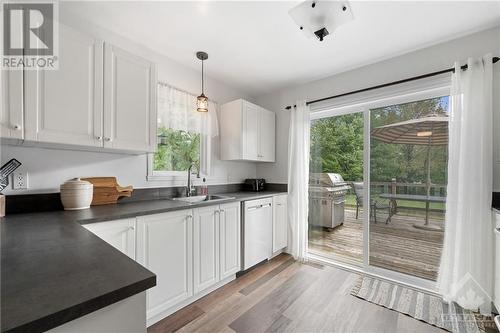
[13, 124, 21, 130]
[219, 209, 225, 212]
[96, 136, 103, 141]
[104, 137, 112, 142]
[187, 214, 193, 220]
[129, 226, 135, 230]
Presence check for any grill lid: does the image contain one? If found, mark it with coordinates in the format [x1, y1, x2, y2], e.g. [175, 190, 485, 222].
[309, 173, 348, 187]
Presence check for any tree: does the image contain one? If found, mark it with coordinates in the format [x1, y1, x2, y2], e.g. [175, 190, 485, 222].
[310, 96, 449, 193]
[310, 112, 364, 181]
[154, 127, 200, 171]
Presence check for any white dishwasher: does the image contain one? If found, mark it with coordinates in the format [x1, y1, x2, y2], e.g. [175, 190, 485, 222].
[242, 197, 273, 270]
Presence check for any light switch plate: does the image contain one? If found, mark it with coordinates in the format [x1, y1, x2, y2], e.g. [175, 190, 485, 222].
[12, 171, 28, 190]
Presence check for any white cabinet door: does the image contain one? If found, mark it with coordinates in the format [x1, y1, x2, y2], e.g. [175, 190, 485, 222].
[0, 69, 24, 140]
[220, 99, 275, 162]
[259, 109, 275, 162]
[24, 23, 103, 146]
[193, 205, 220, 293]
[273, 195, 288, 252]
[219, 202, 241, 279]
[83, 218, 136, 259]
[103, 43, 156, 152]
[136, 210, 193, 318]
[242, 101, 260, 160]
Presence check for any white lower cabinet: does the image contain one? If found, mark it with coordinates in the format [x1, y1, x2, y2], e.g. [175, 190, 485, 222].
[193, 206, 220, 293]
[273, 194, 288, 253]
[134, 203, 241, 324]
[219, 202, 241, 279]
[136, 210, 193, 319]
[85, 203, 242, 325]
[83, 218, 136, 260]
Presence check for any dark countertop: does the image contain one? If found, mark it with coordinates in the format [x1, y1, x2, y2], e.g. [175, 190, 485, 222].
[1, 190, 286, 333]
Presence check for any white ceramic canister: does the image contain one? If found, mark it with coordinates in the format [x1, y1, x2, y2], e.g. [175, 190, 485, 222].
[60, 178, 93, 210]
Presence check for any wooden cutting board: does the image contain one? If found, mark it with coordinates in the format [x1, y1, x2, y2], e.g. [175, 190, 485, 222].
[81, 177, 133, 206]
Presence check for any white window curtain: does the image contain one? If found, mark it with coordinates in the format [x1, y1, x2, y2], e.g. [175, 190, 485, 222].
[437, 55, 494, 315]
[287, 100, 310, 261]
[157, 82, 219, 175]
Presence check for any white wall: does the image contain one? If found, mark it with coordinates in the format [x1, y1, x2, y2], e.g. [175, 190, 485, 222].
[255, 27, 500, 191]
[0, 7, 257, 194]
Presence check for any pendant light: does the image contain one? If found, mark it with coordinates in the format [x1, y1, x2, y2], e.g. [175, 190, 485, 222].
[196, 51, 209, 112]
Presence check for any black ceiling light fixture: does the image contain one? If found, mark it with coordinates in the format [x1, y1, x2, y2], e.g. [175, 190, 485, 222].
[196, 51, 209, 113]
[289, 0, 354, 42]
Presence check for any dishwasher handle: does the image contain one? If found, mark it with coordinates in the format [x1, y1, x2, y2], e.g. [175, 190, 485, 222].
[247, 203, 272, 211]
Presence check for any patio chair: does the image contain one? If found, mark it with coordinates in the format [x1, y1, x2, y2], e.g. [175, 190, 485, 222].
[351, 182, 392, 224]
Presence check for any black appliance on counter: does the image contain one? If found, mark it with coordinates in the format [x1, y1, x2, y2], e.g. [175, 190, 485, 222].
[244, 179, 266, 192]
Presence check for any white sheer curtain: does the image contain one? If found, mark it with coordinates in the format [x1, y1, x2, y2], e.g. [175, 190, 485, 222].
[437, 55, 494, 314]
[157, 83, 218, 175]
[287, 100, 310, 261]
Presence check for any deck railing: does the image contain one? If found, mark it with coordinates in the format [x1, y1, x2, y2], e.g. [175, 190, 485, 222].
[345, 179, 447, 213]
[370, 180, 447, 197]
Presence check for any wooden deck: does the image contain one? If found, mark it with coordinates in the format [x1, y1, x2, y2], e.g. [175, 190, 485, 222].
[308, 208, 444, 281]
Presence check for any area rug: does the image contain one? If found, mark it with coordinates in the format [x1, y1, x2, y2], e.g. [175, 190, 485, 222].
[350, 276, 496, 333]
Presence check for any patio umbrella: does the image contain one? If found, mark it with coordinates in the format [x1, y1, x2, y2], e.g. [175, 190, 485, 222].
[371, 113, 448, 230]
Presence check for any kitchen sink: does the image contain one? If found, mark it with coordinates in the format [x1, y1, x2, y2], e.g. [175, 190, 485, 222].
[171, 195, 234, 204]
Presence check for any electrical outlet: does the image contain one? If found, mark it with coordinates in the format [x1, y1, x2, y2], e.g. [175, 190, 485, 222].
[12, 172, 28, 190]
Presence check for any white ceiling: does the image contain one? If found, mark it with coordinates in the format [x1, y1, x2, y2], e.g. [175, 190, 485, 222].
[62, 1, 500, 97]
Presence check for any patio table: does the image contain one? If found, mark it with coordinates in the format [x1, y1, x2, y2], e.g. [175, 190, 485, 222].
[379, 193, 446, 228]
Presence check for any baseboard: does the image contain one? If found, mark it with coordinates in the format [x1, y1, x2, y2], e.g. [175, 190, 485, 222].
[270, 247, 287, 259]
[146, 275, 236, 327]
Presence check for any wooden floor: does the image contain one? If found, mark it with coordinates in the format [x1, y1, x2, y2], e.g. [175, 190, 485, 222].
[308, 208, 444, 281]
[148, 254, 445, 333]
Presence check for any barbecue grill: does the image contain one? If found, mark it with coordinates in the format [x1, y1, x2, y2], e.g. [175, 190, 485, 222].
[309, 173, 351, 228]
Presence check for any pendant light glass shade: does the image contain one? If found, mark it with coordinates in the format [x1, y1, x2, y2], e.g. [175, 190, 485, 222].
[196, 51, 209, 113]
[197, 93, 208, 112]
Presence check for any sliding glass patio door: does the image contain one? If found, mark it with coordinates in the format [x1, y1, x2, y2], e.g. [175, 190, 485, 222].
[368, 96, 448, 282]
[307, 83, 450, 290]
[308, 110, 365, 266]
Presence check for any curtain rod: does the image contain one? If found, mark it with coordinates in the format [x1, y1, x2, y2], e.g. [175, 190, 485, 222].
[285, 56, 499, 110]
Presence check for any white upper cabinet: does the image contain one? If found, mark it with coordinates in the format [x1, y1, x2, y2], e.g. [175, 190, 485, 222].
[7, 23, 157, 153]
[103, 44, 156, 152]
[259, 107, 276, 162]
[83, 218, 136, 260]
[0, 69, 24, 140]
[24, 23, 104, 147]
[220, 99, 276, 162]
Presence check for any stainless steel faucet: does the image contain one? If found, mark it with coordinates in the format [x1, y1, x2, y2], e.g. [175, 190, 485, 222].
[186, 163, 200, 197]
